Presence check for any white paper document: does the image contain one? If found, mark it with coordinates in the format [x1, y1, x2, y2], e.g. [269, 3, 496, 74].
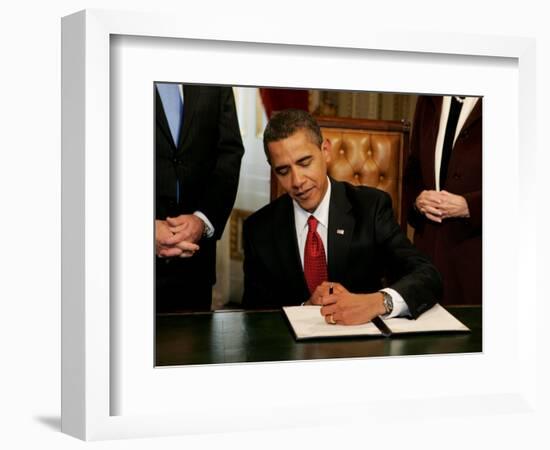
[282, 303, 470, 340]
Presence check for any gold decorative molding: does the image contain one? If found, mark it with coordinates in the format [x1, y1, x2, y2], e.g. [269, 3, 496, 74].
[311, 90, 417, 123]
[230, 208, 253, 261]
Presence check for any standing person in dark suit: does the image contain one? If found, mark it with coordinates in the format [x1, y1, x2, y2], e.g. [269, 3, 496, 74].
[403, 95, 481, 306]
[242, 109, 441, 325]
[155, 83, 244, 312]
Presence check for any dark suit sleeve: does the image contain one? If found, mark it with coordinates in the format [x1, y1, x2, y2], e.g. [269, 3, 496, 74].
[462, 190, 482, 232]
[375, 191, 442, 318]
[242, 217, 274, 309]
[198, 88, 244, 240]
[403, 96, 428, 231]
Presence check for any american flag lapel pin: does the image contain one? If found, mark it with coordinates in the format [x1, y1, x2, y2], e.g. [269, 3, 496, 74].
[336, 229, 345, 235]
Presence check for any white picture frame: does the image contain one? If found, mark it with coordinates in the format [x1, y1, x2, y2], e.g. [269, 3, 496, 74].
[61, 9, 538, 441]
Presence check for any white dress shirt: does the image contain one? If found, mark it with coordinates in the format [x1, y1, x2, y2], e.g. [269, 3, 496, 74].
[292, 178, 409, 318]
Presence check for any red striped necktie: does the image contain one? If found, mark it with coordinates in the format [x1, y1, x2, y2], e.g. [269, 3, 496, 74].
[304, 215, 328, 294]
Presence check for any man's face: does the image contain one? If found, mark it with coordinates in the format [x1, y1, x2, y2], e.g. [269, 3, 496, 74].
[267, 129, 331, 213]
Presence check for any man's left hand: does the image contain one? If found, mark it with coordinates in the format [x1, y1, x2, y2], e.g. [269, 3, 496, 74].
[164, 214, 205, 245]
[319, 291, 387, 325]
[437, 191, 470, 219]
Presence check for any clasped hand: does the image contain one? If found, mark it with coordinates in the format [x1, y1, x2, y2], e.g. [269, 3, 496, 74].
[415, 190, 470, 223]
[155, 214, 205, 258]
[307, 281, 386, 325]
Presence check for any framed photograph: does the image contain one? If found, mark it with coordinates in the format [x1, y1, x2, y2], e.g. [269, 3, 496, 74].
[62, 9, 537, 441]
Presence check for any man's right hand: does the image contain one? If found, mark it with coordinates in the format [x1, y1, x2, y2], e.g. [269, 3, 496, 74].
[415, 190, 443, 223]
[155, 220, 199, 258]
[306, 281, 348, 305]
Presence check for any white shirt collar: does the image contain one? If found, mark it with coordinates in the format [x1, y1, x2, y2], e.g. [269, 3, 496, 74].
[293, 177, 331, 232]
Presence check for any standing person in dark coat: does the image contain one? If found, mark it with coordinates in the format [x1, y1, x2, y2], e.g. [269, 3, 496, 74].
[155, 83, 244, 312]
[403, 95, 482, 305]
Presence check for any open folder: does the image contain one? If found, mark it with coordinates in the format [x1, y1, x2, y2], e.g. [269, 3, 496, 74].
[282, 303, 470, 340]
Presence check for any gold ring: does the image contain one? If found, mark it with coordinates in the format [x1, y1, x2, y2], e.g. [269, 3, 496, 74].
[329, 314, 336, 325]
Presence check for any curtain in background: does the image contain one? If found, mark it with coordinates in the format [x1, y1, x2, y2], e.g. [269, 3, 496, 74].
[259, 88, 309, 118]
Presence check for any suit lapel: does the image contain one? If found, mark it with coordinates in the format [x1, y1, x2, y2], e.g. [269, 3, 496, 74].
[458, 98, 481, 134]
[155, 87, 176, 149]
[327, 180, 355, 282]
[426, 96, 443, 190]
[274, 196, 310, 299]
[178, 85, 200, 151]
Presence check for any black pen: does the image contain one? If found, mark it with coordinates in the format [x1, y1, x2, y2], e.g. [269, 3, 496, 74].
[327, 284, 335, 324]
[372, 316, 392, 337]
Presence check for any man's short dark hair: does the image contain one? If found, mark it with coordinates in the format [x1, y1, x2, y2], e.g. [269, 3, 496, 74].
[263, 109, 323, 161]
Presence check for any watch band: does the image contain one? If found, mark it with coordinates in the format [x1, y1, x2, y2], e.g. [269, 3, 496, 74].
[381, 291, 393, 315]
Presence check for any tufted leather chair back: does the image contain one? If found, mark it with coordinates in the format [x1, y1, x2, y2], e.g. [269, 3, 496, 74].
[270, 116, 410, 229]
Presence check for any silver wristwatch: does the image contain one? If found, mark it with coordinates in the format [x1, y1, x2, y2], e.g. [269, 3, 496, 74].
[381, 291, 393, 315]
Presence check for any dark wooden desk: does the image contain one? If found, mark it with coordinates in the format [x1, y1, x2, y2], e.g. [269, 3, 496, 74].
[155, 306, 481, 366]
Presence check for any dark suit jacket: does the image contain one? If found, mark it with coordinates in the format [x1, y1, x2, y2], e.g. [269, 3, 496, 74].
[403, 96, 482, 305]
[242, 180, 442, 318]
[156, 85, 244, 287]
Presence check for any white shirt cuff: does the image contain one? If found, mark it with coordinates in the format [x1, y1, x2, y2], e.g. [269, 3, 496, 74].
[380, 287, 410, 319]
[193, 211, 215, 238]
